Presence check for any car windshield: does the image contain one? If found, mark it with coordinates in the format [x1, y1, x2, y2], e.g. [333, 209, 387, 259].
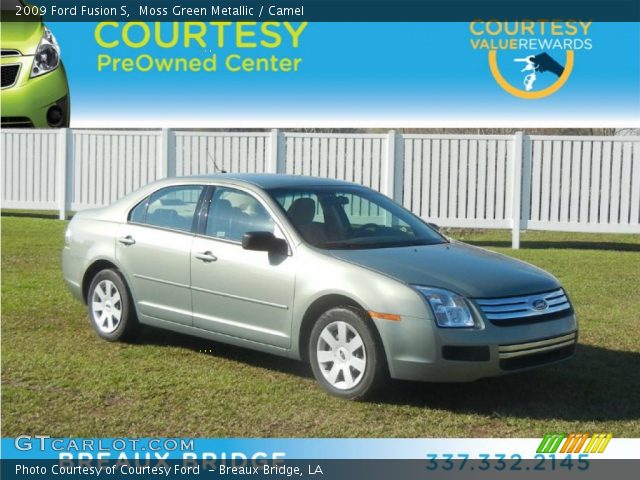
[269, 185, 447, 250]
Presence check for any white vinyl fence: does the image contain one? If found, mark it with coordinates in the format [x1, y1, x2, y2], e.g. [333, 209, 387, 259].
[1, 129, 639, 248]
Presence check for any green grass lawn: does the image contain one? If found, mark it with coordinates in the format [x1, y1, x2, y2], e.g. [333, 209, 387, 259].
[2, 214, 639, 438]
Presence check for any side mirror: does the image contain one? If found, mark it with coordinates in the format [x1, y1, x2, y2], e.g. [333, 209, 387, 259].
[242, 231, 288, 256]
[428, 222, 440, 232]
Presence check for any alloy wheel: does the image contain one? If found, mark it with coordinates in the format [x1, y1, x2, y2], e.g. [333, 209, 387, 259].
[316, 321, 367, 390]
[91, 279, 122, 334]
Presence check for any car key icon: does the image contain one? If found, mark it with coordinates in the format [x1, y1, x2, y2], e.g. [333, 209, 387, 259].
[523, 73, 537, 91]
[515, 55, 539, 91]
[514, 55, 538, 72]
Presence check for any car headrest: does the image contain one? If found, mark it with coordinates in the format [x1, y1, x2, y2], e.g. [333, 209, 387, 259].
[214, 199, 232, 214]
[287, 198, 316, 225]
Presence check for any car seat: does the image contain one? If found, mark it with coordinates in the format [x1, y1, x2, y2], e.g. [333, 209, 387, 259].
[207, 199, 233, 238]
[287, 198, 327, 245]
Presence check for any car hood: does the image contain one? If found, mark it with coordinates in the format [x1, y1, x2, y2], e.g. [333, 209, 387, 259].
[0, 18, 43, 55]
[329, 241, 560, 298]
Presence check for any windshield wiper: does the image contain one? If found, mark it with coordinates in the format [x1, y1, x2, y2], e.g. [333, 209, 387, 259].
[320, 241, 368, 249]
[400, 239, 445, 247]
[320, 239, 445, 250]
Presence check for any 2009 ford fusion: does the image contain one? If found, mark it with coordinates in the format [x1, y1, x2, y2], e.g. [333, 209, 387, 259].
[62, 174, 577, 399]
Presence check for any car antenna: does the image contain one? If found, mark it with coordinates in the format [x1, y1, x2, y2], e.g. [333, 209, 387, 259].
[206, 148, 227, 173]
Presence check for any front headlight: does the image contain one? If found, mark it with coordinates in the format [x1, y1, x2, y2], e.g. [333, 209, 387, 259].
[31, 27, 60, 78]
[414, 286, 475, 328]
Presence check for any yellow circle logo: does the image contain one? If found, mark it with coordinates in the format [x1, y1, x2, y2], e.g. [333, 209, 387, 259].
[488, 50, 574, 100]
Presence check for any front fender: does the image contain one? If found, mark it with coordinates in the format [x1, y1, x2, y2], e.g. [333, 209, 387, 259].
[289, 246, 431, 360]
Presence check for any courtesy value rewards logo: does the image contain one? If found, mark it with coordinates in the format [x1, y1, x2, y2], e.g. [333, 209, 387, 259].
[537, 433, 613, 454]
[470, 21, 593, 99]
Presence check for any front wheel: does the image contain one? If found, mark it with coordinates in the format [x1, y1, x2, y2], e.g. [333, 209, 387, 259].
[309, 307, 387, 400]
[87, 269, 138, 341]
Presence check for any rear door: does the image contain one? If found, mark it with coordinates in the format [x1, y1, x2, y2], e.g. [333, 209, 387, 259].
[190, 186, 296, 348]
[116, 184, 205, 326]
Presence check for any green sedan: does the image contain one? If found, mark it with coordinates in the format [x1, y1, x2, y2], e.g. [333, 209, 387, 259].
[1, 2, 70, 128]
[62, 175, 578, 400]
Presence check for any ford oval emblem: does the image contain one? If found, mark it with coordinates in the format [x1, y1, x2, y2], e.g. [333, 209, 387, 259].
[532, 299, 548, 311]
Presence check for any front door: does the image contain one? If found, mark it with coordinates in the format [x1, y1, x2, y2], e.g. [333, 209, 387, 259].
[190, 187, 295, 348]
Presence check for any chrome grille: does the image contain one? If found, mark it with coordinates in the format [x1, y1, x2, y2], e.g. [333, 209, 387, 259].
[498, 332, 577, 360]
[1, 49, 21, 57]
[475, 288, 571, 323]
[498, 331, 577, 370]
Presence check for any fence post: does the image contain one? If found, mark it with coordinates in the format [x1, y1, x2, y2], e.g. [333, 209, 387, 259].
[57, 128, 73, 220]
[394, 132, 404, 204]
[159, 128, 176, 178]
[382, 130, 403, 202]
[520, 134, 532, 231]
[268, 129, 285, 174]
[277, 130, 286, 173]
[511, 131, 524, 249]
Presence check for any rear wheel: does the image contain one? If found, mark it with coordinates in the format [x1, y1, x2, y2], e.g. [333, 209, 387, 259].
[309, 307, 387, 400]
[87, 269, 138, 341]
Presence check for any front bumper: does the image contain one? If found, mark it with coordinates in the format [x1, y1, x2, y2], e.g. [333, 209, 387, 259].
[375, 309, 578, 382]
[1, 55, 70, 128]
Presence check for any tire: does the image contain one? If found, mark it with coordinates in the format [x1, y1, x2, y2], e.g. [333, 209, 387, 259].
[87, 269, 138, 342]
[309, 307, 387, 400]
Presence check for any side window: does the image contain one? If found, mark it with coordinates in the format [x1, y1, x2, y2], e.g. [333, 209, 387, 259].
[129, 197, 148, 224]
[206, 187, 276, 242]
[140, 185, 203, 233]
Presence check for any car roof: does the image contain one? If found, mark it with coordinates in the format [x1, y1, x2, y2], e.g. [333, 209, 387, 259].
[179, 173, 360, 190]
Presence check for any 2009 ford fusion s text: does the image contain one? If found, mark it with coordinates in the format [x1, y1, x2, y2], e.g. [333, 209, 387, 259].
[62, 174, 577, 399]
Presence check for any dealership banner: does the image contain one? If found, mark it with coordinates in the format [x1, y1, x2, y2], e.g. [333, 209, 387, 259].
[1, 1, 638, 126]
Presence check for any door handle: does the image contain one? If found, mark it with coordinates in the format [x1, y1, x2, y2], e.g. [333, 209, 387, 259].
[195, 251, 217, 263]
[118, 235, 136, 246]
